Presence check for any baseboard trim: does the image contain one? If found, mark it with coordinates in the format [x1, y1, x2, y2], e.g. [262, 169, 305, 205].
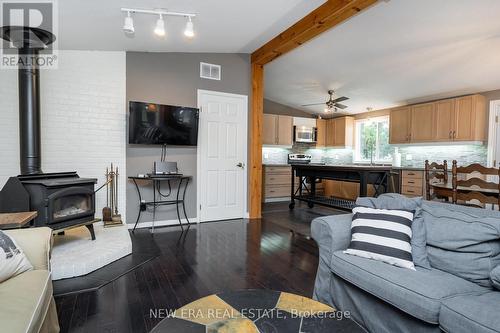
[127, 218, 197, 229]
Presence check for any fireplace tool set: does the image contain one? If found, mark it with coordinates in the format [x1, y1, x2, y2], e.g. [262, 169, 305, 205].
[101, 164, 123, 227]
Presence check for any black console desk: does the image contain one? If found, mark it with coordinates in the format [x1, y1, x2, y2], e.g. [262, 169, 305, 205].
[129, 175, 191, 232]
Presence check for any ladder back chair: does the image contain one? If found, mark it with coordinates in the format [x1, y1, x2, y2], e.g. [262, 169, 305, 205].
[424, 160, 448, 201]
[451, 161, 500, 209]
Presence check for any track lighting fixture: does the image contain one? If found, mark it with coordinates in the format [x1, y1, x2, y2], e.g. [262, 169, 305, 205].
[184, 16, 194, 38]
[154, 14, 166, 37]
[121, 8, 196, 39]
[123, 11, 134, 35]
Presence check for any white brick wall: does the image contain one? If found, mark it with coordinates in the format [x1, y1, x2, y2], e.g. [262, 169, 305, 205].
[0, 50, 127, 221]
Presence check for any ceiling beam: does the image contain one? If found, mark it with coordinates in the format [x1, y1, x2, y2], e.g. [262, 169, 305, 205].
[251, 0, 378, 65]
[248, 0, 379, 219]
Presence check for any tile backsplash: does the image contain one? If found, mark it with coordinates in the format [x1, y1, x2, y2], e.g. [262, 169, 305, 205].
[262, 143, 488, 168]
[395, 144, 488, 167]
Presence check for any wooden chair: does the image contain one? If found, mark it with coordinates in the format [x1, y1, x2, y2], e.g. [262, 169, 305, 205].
[451, 160, 500, 209]
[424, 160, 448, 201]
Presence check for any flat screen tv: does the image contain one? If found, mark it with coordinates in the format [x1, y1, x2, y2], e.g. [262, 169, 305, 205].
[128, 101, 199, 145]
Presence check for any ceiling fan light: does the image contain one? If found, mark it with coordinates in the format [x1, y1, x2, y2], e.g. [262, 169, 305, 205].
[184, 17, 194, 38]
[123, 12, 134, 34]
[154, 15, 166, 37]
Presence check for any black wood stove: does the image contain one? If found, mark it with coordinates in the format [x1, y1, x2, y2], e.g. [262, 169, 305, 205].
[0, 26, 97, 239]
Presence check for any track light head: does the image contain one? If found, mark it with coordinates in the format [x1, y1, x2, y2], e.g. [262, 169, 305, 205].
[154, 14, 166, 37]
[123, 11, 134, 35]
[184, 16, 194, 38]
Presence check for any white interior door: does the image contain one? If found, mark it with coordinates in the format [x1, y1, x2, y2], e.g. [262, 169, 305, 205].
[197, 90, 248, 222]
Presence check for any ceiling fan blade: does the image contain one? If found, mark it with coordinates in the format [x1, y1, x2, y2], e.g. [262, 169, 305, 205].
[302, 103, 326, 107]
[335, 103, 348, 109]
[332, 96, 349, 103]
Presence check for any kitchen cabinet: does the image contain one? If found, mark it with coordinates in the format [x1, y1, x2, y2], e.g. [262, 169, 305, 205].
[326, 116, 354, 147]
[410, 103, 435, 142]
[262, 165, 292, 201]
[434, 99, 455, 141]
[389, 107, 411, 144]
[262, 114, 293, 145]
[316, 119, 327, 147]
[400, 170, 424, 197]
[324, 180, 375, 200]
[454, 95, 486, 141]
[389, 94, 486, 144]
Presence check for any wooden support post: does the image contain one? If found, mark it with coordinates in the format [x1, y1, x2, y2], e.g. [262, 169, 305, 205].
[250, 63, 264, 219]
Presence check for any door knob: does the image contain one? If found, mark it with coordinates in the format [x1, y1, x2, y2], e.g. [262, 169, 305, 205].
[237, 162, 245, 169]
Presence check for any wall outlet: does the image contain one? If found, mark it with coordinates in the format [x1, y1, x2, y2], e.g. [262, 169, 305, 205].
[334, 154, 339, 160]
[405, 154, 413, 161]
[264, 153, 269, 159]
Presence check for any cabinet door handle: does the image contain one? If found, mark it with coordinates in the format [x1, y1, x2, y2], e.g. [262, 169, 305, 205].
[449, 131, 452, 139]
[408, 180, 415, 184]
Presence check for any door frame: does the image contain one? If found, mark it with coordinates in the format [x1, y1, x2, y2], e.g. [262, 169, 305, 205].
[196, 89, 249, 222]
[487, 100, 500, 167]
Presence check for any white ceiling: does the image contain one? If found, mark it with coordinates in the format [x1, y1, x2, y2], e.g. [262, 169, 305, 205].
[265, 0, 500, 116]
[56, 0, 325, 53]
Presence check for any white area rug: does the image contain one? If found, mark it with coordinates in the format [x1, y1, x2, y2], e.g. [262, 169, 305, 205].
[51, 224, 132, 280]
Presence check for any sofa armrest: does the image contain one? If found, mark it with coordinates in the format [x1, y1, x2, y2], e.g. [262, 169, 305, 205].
[4, 227, 52, 271]
[311, 214, 352, 260]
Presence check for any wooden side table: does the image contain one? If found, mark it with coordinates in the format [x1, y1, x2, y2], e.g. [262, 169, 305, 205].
[0, 211, 38, 230]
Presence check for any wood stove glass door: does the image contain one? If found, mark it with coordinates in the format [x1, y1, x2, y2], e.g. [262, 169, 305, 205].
[47, 187, 95, 224]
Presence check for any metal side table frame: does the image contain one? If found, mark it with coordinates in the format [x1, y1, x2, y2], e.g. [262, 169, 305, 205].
[129, 175, 191, 232]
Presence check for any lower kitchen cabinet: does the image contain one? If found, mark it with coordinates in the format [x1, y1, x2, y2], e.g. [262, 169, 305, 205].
[324, 180, 375, 200]
[400, 170, 424, 197]
[262, 165, 293, 202]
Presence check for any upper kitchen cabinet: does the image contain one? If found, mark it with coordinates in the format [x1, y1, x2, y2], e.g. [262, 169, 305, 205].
[326, 116, 354, 147]
[453, 95, 486, 141]
[389, 106, 411, 144]
[434, 99, 455, 141]
[389, 94, 487, 144]
[263, 114, 293, 146]
[316, 119, 327, 147]
[410, 103, 435, 142]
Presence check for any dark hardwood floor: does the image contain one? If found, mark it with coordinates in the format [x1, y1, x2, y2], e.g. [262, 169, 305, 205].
[55, 202, 340, 333]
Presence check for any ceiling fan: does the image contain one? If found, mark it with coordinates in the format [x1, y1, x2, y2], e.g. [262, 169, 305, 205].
[302, 90, 349, 112]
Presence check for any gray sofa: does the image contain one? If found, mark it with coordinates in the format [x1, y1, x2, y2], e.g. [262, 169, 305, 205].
[312, 196, 500, 333]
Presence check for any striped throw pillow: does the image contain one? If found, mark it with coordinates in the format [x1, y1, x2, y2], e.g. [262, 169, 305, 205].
[344, 206, 416, 270]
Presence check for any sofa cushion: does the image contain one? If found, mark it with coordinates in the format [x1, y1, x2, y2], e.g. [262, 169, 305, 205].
[0, 270, 53, 333]
[422, 202, 500, 288]
[356, 194, 430, 268]
[492, 265, 500, 290]
[331, 251, 486, 324]
[440, 292, 500, 333]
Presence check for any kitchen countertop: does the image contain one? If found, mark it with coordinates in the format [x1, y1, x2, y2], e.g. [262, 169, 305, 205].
[263, 163, 425, 171]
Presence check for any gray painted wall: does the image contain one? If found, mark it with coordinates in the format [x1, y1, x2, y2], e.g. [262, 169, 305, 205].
[126, 52, 251, 224]
[264, 98, 313, 118]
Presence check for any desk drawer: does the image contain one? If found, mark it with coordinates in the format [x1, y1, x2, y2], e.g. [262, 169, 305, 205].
[265, 173, 291, 185]
[402, 170, 423, 179]
[402, 177, 423, 188]
[265, 185, 290, 198]
[402, 185, 423, 196]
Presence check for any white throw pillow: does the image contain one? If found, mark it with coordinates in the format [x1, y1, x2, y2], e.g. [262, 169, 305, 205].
[0, 230, 33, 283]
[344, 206, 416, 270]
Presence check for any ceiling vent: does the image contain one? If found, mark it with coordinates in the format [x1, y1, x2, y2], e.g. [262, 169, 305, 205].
[200, 62, 221, 80]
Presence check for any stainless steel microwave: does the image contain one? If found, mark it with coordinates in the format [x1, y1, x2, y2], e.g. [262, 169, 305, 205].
[294, 126, 317, 143]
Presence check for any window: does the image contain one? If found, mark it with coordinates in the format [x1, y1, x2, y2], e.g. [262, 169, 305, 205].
[354, 116, 392, 163]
